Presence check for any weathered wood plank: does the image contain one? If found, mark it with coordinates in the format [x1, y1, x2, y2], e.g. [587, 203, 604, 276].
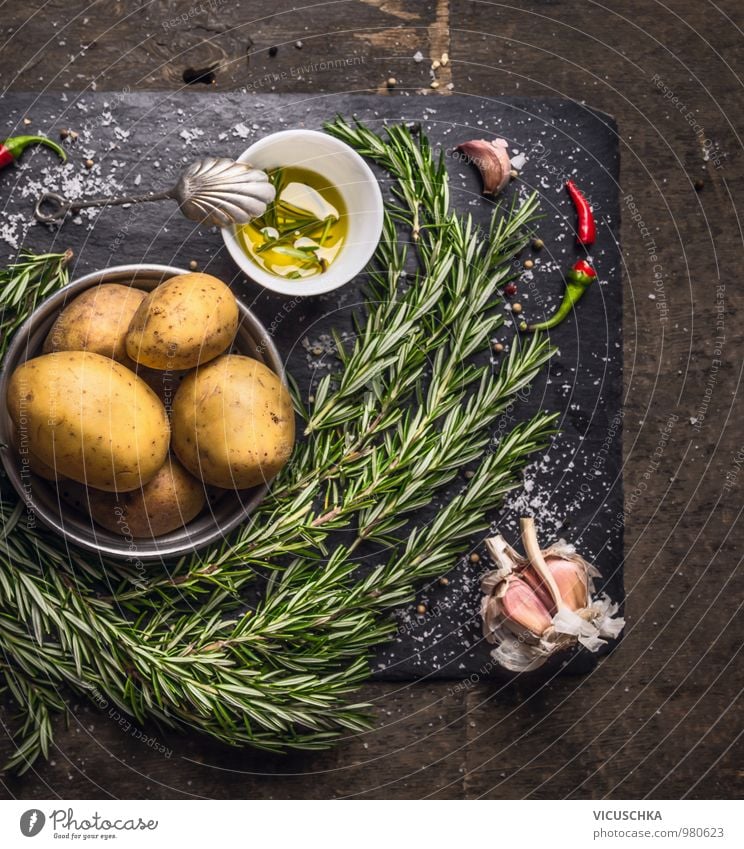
[2, 0, 743, 800]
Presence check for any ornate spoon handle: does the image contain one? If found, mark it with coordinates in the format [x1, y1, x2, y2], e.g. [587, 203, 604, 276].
[34, 189, 175, 222]
[33, 158, 275, 228]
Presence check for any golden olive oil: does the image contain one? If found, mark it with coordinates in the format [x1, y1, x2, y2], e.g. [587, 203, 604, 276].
[237, 167, 347, 279]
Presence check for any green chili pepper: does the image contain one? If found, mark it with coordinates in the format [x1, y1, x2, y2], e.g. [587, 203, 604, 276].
[0, 135, 67, 169]
[521, 259, 597, 332]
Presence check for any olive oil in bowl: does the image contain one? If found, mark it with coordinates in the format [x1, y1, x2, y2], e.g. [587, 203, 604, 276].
[237, 167, 347, 280]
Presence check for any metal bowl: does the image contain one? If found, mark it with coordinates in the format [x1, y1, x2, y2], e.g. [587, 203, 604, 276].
[0, 264, 285, 561]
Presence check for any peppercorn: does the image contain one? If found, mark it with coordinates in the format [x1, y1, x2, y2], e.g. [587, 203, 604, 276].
[416, 603, 427, 615]
[492, 341, 504, 353]
[387, 77, 397, 88]
[439, 577, 450, 586]
[268, 45, 278, 57]
[504, 283, 517, 296]
[519, 320, 528, 331]
[512, 303, 523, 314]
[464, 470, 474, 479]
[83, 158, 94, 169]
[694, 179, 704, 191]
[532, 238, 544, 250]
[469, 553, 480, 563]
[524, 259, 534, 269]
[189, 260, 198, 270]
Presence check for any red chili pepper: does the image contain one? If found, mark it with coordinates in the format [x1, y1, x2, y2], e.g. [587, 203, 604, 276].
[0, 135, 67, 170]
[571, 259, 596, 279]
[565, 180, 596, 245]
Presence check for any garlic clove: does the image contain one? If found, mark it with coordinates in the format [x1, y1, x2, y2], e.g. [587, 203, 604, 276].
[500, 575, 553, 639]
[545, 556, 589, 611]
[455, 138, 512, 195]
[520, 567, 556, 613]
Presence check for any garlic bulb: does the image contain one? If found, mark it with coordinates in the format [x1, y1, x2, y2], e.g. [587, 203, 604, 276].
[480, 517, 624, 672]
[455, 138, 512, 195]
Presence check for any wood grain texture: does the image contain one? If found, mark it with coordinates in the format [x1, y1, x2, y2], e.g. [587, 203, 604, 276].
[1, 0, 743, 800]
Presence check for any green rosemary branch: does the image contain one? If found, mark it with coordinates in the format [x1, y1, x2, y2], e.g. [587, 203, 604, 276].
[0, 120, 558, 772]
[0, 250, 72, 359]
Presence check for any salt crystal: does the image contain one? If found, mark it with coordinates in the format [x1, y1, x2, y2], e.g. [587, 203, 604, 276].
[232, 123, 251, 139]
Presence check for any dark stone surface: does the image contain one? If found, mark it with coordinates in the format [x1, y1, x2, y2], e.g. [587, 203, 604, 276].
[0, 92, 622, 681]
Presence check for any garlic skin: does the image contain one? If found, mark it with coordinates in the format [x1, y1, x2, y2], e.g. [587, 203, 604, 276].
[455, 138, 512, 195]
[480, 521, 625, 672]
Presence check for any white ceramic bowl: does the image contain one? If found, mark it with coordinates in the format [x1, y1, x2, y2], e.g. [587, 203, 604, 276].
[222, 129, 384, 297]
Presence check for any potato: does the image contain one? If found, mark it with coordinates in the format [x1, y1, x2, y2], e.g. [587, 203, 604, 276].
[26, 447, 60, 480]
[171, 354, 294, 489]
[43, 283, 146, 367]
[126, 273, 238, 370]
[12, 426, 61, 480]
[87, 455, 206, 537]
[6, 351, 170, 492]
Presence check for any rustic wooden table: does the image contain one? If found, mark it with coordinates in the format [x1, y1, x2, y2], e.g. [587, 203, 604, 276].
[1, 0, 742, 800]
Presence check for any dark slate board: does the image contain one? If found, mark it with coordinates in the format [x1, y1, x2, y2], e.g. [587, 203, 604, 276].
[0, 92, 622, 681]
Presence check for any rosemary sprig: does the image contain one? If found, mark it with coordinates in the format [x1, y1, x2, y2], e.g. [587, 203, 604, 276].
[0, 120, 558, 772]
[0, 250, 72, 359]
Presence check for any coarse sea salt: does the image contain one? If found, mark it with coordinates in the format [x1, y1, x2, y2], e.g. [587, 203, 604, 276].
[0, 159, 122, 249]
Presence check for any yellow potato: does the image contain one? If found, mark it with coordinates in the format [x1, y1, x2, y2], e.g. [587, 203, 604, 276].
[87, 455, 206, 537]
[43, 283, 146, 367]
[171, 354, 295, 489]
[13, 426, 61, 481]
[6, 351, 170, 492]
[126, 273, 238, 370]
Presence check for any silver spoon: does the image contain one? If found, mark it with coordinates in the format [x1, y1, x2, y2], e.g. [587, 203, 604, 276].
[34, 157, 275, 228]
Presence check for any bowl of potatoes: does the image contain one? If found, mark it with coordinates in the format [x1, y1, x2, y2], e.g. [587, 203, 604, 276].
[0, 263, 295, 560]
